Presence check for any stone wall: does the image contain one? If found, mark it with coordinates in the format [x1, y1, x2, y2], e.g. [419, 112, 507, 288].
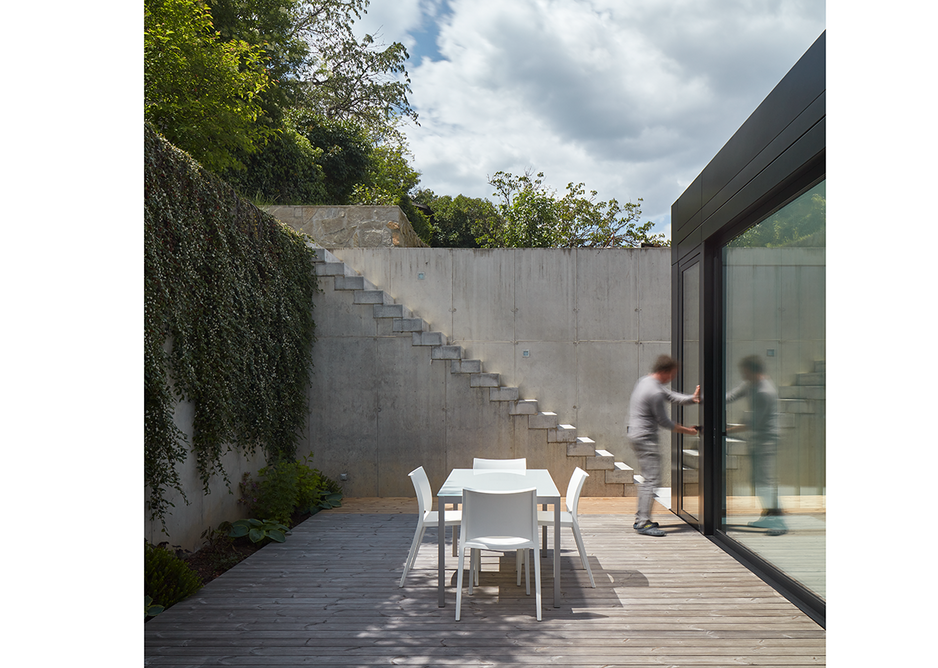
[262, 205, 428, 248]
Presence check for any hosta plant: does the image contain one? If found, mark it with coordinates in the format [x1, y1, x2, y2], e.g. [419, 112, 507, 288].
[229, 518, 289, 544]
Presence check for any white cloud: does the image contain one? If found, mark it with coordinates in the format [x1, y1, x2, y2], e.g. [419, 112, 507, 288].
[359, 0, 825, 232]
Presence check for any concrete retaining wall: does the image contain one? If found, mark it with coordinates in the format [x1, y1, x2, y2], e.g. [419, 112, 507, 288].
[146, 246, 674, 551]
[302, 247, 673, 500]
[145, 395, 268, 551]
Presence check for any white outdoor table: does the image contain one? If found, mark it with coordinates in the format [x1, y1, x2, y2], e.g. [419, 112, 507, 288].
[437, 468, 561, 608]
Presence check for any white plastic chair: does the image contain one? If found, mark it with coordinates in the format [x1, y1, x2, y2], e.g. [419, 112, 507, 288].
[470, 457, 527, 582]
[537, 467, 595, 587]
[455, 487, 541, 621]
[472, 457, 526, 470]
[399, 466, 462, 587]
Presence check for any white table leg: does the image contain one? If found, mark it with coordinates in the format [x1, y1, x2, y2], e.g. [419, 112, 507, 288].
[438, 500, 446, 607]
[553, 501, 560, 607]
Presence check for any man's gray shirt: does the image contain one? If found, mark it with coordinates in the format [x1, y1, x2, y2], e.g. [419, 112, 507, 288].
[627, 374, 697, 442]
[726, 378, 779, 442]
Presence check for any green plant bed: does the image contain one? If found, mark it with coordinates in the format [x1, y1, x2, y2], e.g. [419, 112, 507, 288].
[182, 505, 321, 585]
[145, 542, 203, 618]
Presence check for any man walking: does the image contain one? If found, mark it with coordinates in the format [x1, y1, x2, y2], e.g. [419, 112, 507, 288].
[628, 355, 700, 536]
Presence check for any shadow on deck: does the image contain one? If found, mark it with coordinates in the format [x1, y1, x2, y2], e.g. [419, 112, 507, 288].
[145, 499, 825, 667]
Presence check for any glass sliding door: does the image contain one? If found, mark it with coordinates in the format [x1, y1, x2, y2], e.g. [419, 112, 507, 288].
[680, 261, 701, 522]
[721, 181, 826, 602]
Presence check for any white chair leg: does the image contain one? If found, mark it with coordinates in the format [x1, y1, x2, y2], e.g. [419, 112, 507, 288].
[399, 524, 426, 587]
[533, 546, 542, 621]
[468, 548, 479, 593]
[571, 522, 595, 588]
[455, 544, 465, 621]
[524, 549, 531, 595]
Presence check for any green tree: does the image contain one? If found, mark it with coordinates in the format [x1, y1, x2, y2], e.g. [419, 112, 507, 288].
[293, 2, 417, 134]
[221, 124, 328, 204]
[349, 136, 432, 243]
[555, 183, 663, 248]
[223, 111, 372, 204]
[480, 170, 666, 249]
[206, 0, 312, 126]
[207, 0, 416, 135]
[144, 0, 272, 172]
[422, 192, 500, 248]
[294, 112, 372, 203]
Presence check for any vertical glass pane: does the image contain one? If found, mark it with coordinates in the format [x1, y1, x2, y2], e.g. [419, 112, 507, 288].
[681, 263, 701, 520]
[722, 181, 825, 601]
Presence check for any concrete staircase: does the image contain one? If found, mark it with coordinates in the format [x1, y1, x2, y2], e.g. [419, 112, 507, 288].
[311, 246, 637, 496]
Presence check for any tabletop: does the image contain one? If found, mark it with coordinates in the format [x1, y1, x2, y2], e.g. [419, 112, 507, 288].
[437, 468, 560, 500]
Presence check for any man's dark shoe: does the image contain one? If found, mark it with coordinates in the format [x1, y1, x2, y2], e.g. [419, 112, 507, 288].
[633, 520, 659, 530]
[634, 521, 665, 536]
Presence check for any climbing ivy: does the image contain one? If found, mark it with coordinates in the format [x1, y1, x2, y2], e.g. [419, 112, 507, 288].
[145, 124, 319, 527]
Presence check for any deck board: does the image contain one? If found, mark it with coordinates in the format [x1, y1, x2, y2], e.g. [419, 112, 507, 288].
[145, 500, 824, 667]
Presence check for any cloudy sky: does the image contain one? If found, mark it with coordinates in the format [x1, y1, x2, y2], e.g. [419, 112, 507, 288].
[351, 0, 825, 238]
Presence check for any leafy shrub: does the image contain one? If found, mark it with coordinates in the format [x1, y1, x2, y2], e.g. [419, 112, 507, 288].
[144, 542, 202, 612]
[239, 456, 343, 526]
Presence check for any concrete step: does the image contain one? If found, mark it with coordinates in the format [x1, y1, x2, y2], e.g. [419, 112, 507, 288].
[528, 412, 559, 430]
[451, 359, 482, 374]
[334, 275, 375, 291]
[431, 345, 463, 360]
[315, 261, 353, 277]
[726, 438, 748, 456]
[374, 303, 412, 319]
[490, 386, 520, 401]
[606, 461, 634, 484]
[796, 371, 825, 386]
[309, 246, 331, 263]
[683, 466, 699, 484]
[509, 399, 538, 415]
[353, 290, 394, 305]
[413, 331, 446, 346]
[778, 385, 825, 400]
[548, 424, 577, 443]
[567, 436, 595, 456]
[393, 318, 428, 333]
[780, 398, 816, 414]
[470, 373, 500, 388]
[586, 449, 615, 470]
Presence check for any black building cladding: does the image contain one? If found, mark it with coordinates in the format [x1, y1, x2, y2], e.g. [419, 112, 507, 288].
[670, 32, 826, 626]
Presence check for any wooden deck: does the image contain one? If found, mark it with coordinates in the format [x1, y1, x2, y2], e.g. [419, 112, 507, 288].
[145, 498, 825, 667]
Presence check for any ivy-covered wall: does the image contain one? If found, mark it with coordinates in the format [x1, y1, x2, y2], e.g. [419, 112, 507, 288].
[144, 124, 319, 541]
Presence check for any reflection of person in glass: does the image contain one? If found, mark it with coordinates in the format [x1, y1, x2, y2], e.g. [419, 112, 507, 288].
[726, 355, 787, 536]
[627, 355, 700, 536]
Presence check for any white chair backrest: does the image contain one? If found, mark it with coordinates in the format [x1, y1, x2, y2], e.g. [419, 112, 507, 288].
[565, 467, 589, 515]
[472, 457, 526, 470]
[462, 487, 538, 544]
[408, 466, 432, 517]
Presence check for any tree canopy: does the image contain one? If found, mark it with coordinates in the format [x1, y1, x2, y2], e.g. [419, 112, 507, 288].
[144, 0, 273, 172]
[478, 171, 667, 248]
[144, 1, 664, 249]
